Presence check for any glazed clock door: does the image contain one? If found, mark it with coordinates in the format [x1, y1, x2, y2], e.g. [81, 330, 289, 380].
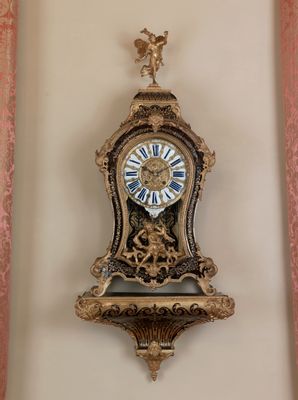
[116, 132, 195, 276]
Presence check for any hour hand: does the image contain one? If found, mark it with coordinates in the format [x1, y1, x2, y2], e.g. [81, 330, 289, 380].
[142, 165, 154, 174]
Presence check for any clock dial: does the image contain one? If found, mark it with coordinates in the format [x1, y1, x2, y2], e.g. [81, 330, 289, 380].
[123, 139, 187, 211]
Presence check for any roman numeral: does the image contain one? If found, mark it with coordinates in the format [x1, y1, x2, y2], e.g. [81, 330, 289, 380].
[152, 191, 158, 204]
[128, 180, 141, 193]
[169, 180, 182, 193]
[172, 171, 185, 178]
[139, 147, 148, 159]
[125, 171, 138, 177]
[129, 158, 141, 165]
[163, 148, 171, 160]
[170, 158, 182, 167]
[137, 188, 147, 201]
[161, 188, 174, 202]
[152, 144, 160, 157]
[165, 191, 171, 200]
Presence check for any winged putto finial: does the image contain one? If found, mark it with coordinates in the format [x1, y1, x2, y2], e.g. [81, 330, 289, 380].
[134, 28, 168, 86]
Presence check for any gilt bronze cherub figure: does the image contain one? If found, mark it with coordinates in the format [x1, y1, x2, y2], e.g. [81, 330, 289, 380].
[134, 28, 168, 85]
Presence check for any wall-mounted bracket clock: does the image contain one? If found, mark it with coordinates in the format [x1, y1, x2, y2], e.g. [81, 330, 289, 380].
[75, 28, 235, 381]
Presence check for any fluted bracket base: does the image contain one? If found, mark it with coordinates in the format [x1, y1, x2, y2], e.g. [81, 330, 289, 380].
[75, 293, 235, 380]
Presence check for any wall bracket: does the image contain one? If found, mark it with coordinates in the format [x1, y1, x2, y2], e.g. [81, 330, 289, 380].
[75, 293, 235, 381]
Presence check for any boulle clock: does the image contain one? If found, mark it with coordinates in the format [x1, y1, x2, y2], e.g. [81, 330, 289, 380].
[75, 29, 235, 381]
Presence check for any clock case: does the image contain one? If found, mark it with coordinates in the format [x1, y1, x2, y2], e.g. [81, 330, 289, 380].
[91, 86, 218, 296]
[75, 85, 234, 381]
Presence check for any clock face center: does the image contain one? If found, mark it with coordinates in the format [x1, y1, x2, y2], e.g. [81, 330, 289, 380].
[140, 158, 170, 191]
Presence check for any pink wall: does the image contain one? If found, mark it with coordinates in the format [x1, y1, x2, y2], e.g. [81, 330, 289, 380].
[280, 0, 298, 366]
[0, 1, 17, 399]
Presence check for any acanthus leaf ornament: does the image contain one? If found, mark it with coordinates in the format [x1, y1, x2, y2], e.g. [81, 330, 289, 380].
[75, 29, 235, 381]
